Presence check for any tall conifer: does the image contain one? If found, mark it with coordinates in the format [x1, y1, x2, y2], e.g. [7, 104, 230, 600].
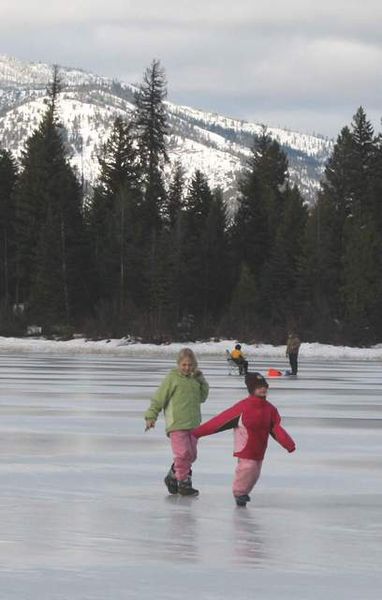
[0, 149, 18, 305]
[14, 68, 90, 327]
[134, 59, 169, 230]
[89, 116, 142, 318]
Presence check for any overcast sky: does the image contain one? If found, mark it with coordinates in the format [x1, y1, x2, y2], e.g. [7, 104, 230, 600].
[1, 0, 381, 138]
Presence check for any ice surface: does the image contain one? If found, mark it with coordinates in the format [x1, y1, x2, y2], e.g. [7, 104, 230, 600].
[0, 351, 381, 599]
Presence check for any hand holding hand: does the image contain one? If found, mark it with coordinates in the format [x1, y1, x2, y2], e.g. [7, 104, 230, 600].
[145, 419, 156, 431]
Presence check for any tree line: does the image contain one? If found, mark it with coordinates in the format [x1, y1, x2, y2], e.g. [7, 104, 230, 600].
[0, 61, 381, 345]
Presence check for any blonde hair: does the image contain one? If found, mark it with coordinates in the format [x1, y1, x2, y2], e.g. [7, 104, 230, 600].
[177, 347, 198, 371]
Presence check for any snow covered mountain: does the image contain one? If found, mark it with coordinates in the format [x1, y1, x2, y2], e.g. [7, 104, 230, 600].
[0, 54, 333, 204]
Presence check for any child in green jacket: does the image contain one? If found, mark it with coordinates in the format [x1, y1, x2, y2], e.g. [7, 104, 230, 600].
[145, 348, 209, 496]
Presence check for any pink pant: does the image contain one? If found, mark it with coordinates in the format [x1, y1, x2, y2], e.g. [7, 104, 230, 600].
[232, 458, 263, 497]
[169, 430, 198, 481]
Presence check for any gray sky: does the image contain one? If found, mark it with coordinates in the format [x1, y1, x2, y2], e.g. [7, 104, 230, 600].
[1, 0, 381, 138]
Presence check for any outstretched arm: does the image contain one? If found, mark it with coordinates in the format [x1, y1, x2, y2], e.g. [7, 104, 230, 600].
[192, 400, 244, 438]
[270, 409, 296, 452]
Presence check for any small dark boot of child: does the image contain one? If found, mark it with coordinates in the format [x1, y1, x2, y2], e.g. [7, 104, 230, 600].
[164, 465, 178, 494]
[235, 494, 250, 507]
[178, 477, 199, 496]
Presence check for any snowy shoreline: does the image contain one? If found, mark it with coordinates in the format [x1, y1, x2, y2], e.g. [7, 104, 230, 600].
[0, 336, 382, 360]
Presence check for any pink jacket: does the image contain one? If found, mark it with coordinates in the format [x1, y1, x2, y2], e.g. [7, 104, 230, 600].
[192, 394, 295, 460]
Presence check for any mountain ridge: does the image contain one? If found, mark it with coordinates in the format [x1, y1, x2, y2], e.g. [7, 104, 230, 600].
[0, 54, 333, 203]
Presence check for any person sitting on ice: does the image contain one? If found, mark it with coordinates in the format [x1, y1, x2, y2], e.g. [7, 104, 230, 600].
[192, 372, 295, 507]
[230, 343, 249, 375]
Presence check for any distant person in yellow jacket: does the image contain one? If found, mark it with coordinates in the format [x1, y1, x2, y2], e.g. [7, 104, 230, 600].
[230, 344, 248, 375]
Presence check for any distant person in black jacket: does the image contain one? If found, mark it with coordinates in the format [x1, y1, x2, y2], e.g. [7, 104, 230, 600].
[286, 333, 301, 375]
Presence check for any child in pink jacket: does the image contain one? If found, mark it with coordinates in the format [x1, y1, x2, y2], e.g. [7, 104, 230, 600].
[192, 372, 295, 506]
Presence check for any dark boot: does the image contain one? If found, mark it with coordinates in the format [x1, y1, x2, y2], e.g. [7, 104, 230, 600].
[235, 494, 250, 507]
[178, 477, 199, 497]
[164, 465, 178, 495]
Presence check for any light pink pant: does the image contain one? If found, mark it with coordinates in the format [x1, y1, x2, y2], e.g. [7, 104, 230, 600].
[169, 430, 198, 481]
[232, 458, 263, 497]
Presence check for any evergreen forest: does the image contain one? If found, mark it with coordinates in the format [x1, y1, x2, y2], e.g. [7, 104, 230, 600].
[0, 61, 381, 346]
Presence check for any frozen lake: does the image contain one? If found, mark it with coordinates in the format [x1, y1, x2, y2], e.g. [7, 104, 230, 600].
[0, 352, 381, 599]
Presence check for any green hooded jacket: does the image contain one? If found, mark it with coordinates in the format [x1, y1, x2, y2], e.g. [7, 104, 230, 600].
[144, 368, 209, 434]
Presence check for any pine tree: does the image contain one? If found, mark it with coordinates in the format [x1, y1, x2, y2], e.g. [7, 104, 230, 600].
[179, 170, 214, 318]
[143, 161, 187, 335]
[231, 132, 290, 322]
[302, 107, 382, 343]
[370, 133, 382, 236]
[350, 107, 375, 214]
[146, 227, 178, 339]
[298, 195, 339, 339]
[14, 68, 90, 327]
[0, 149, 18, 305]
[252, 126, 288, 190]
[262, 185, 307, 331]
[228, 263, 258, 338]
[201, 187, 230, 323]
[184, 169, 213, 223]
[167, 161, 185, 229]
[252, 128, 289, 236]
[231, 167, 269, 281]
[89, 116, 142, 318]
[134, 59, 169, 230]
[305, 124, 361, 337]
[340, 214, 380, 343]
[321, 126, 354, 224]
[336, 110, 380, 342]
